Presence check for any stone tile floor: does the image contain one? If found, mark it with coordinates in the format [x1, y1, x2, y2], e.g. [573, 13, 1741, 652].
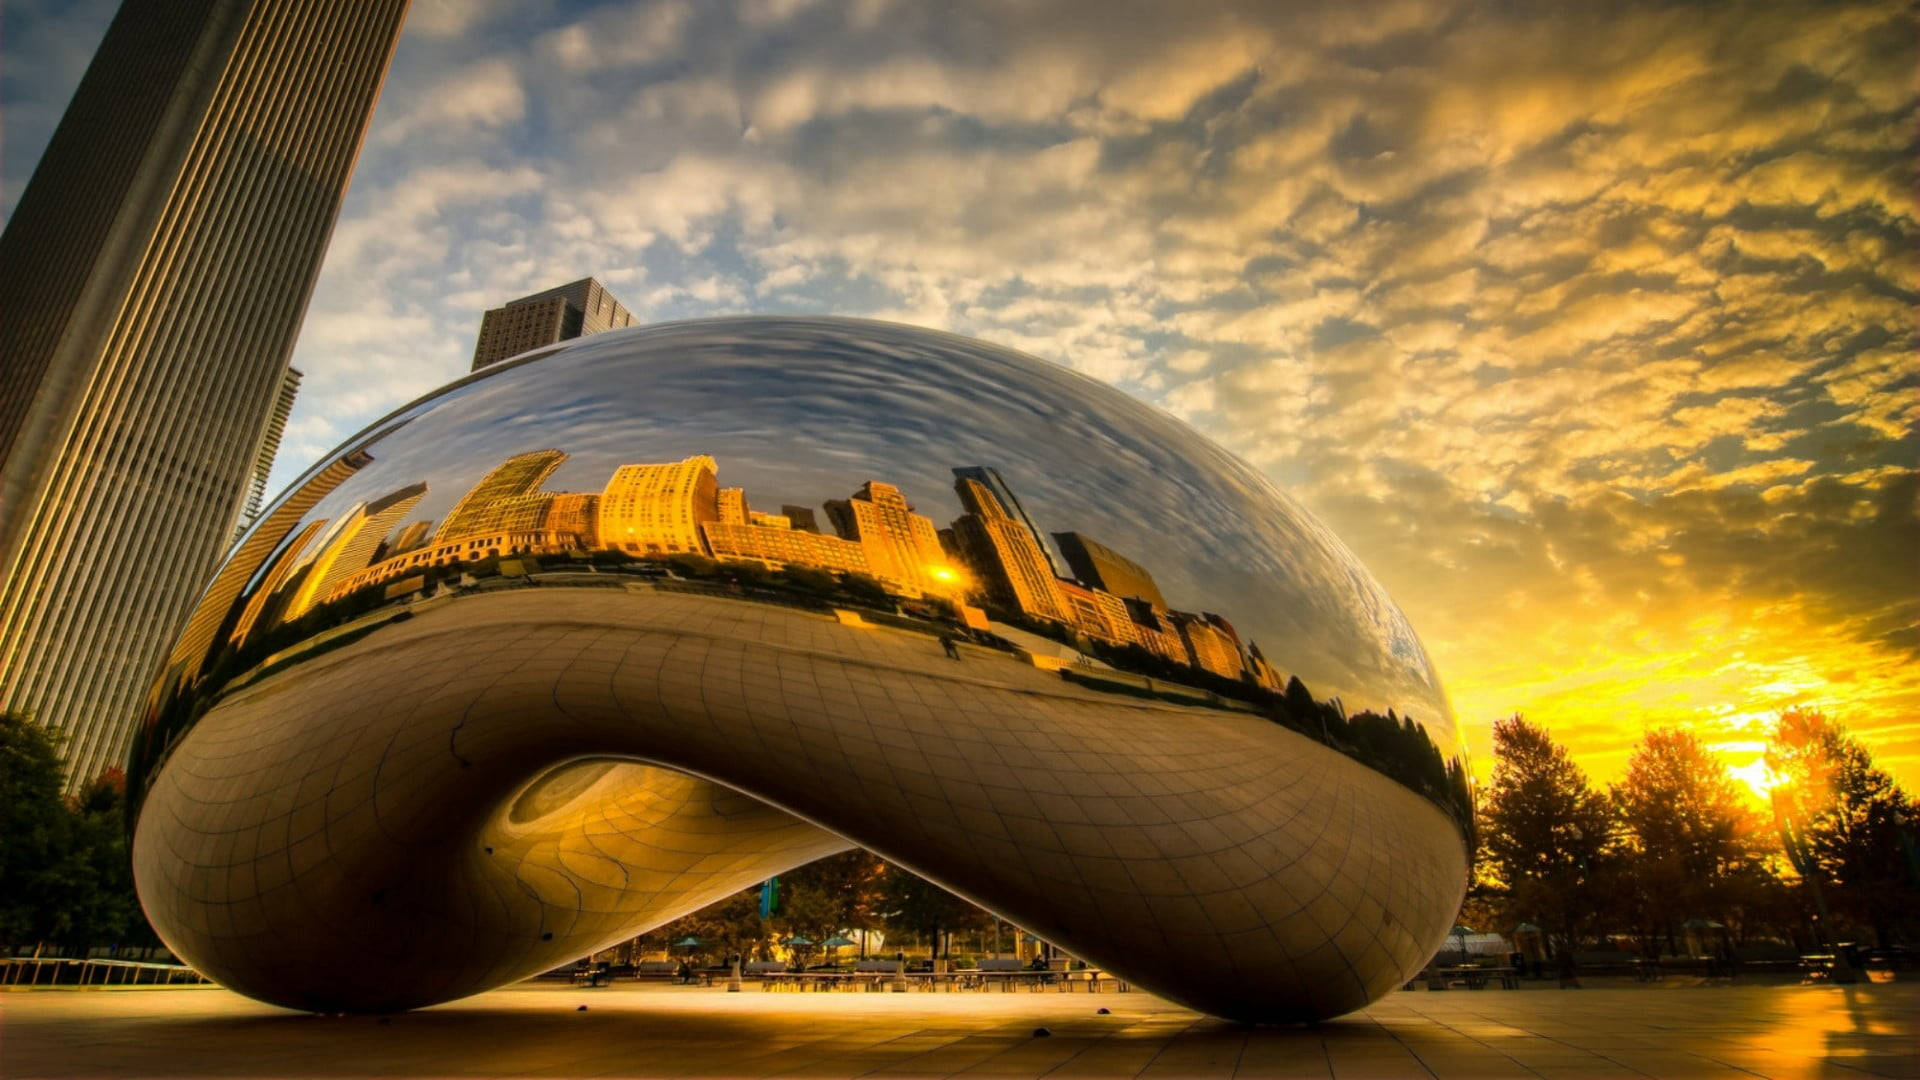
[1, 980, 1913, 1078]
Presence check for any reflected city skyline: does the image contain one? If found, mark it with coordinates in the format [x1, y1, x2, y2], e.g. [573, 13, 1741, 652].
[134, 317, 1466, 827]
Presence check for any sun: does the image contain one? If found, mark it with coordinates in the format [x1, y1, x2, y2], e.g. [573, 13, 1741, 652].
[1726, 757, 1774, 805]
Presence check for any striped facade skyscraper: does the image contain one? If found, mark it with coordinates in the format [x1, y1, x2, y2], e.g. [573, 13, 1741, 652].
[0, 0, 411, 788]
[233, 366, 304, 542]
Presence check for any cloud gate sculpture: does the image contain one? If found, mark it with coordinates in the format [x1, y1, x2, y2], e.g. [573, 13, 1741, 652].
[129, 316, 1471, 1023]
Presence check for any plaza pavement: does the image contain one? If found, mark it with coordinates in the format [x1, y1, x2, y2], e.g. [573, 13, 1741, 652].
[2, 979, 1913, 1078]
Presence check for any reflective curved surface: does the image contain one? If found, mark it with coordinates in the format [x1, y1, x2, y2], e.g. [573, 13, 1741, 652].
[129, 316, 1471, 1022]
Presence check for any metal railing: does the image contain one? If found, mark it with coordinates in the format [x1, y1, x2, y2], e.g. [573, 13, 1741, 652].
[1, 957, 212, 987]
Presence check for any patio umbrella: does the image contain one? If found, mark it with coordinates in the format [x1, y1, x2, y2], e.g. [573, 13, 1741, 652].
[671, 936, 703, 948]
[781, 935, 814, 946]
[1450, 924, 1474, 963]
[1513, 922, 1543, 934]
[821, 935, 856, 948]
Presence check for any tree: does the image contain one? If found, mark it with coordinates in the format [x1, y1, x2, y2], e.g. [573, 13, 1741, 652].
[836, 573, 893, 608]
[876, 862, 990, 958]
[1479, 715, 1616, 963]
[780, 851, 887, 941]
[0, 713, 147, 952]
[0, 711, 80, 949]
[1766, 709, 1920, 947]
[1612, 728, 1772, 955]
[649, 887, 768, 965]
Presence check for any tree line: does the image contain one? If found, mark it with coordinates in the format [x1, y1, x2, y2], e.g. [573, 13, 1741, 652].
[1470, 709, 1920, 966]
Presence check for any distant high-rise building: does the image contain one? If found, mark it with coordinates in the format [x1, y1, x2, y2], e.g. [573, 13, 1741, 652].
[781, 505, 821, 533]
[825, 481, 951, 598]
[0, 0, 409, 788]
[951, 466, 1065, 577]
[540, 493, 599, 551]
[716, 487, 749, 525]
[470, 278, 636, 371]
[1056, 579, 1138, 647]
[156, 449, 371, 695]
[1052, 531, 1167, 609]
[703, 519, 871, 577]
[437, 450, 568, 543]
[285, 483, 428, 620]
[234, 367, 303, 541]
[597, 456, 719, 556]
[950, 475, 1069, 623]
[389, 520, 435, 557]
[1169, 611, 1244, 680]
[1121, 598, 1186, 662]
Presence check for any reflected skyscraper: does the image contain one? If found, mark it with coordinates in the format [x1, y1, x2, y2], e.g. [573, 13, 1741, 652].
[824, 481, 952, 599]
[952, 465, 1066, 577]
[285, 483, 428, 620]
[598, 456, 719, 556]
[0, 0, 408, 787]
[1054, 530, 1167, 609]
[950, 472, 1070, 623]
[437, 450, 568, 542]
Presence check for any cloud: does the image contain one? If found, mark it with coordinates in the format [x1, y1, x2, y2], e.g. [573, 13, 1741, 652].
[3, 0, 1914, 784]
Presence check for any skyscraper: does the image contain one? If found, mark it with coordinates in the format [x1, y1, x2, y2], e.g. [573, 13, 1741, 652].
[284, 483, 428, 620]
[780, 505, 822, 533]
[470, 278, 636, 371]
[1052, 531, 1168, 609]
[0, 0, 409, 788]
[950, 474, 1070, 623]
[234, 367, 303, 541]
[824, 481, 952, 598]
[597, 456, 719, 556]
[436, 450, 568, 543]
[951, 466, 1066, 577]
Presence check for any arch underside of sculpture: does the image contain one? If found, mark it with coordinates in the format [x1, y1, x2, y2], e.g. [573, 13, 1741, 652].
[133, 588, 1466, 1022]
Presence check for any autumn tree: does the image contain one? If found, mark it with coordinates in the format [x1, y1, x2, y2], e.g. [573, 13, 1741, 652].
[1479, 714, 1617, 962]
[875, 861, 990, 958]
[773, 851, 888, 962]
[1612, 728, 1776, 954]
[1766, 709, 1920, 947]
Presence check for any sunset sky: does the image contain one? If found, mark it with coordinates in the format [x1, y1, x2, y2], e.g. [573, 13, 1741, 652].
[4, 0, 1914, 792]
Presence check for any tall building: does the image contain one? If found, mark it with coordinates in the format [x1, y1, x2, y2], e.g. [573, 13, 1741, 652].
[1052, 531, 1167, 609]
[716, 487, 749, 525]
[234, 367, 302, 541]
[540, 493, 599, 551]
[950, 475, 1070, 623]
[1056, 579, 1138, 647]
[284, 483, 428, 620]
[951, 466, 1066, 577]
[1170, 610, 1245, 680]
[780, 505, 821, 533]
[470, 278, 636, 371]
[436, 450, 568, 543]
[157, 449, 370, 696]
[824, 481, 952, 598]
[597, 456, 719, 556]
[702, 520, 871, 577]
[0, 0, 409, 788]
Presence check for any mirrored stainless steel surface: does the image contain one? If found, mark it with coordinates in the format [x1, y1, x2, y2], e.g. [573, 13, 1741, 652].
[129, 316, 1471, 1022]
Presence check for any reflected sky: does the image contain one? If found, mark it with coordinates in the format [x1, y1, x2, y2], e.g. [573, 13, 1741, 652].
[252, 315, 1455, 747]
